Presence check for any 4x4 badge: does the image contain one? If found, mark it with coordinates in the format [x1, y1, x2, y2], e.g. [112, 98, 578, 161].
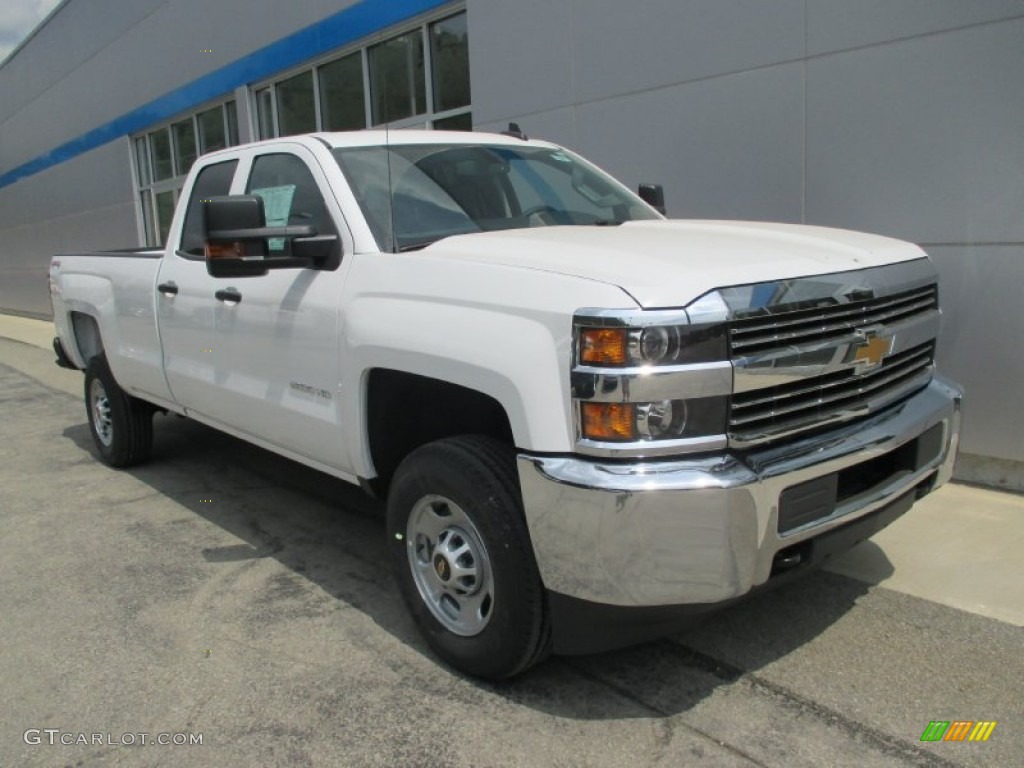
[850, 331, 893, 373]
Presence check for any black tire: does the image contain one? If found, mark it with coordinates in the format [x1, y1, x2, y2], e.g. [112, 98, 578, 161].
[387, 435, 551, 680]
[84, 354, 153, 468]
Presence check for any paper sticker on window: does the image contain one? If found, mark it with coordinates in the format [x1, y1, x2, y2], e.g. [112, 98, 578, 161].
[252, 184, 296, 251]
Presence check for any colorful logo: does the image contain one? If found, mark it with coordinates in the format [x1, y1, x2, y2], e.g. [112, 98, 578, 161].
[920, 721, 997, 742]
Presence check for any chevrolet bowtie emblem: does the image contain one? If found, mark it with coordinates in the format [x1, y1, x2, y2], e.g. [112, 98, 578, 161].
[851, 333, 893, 373]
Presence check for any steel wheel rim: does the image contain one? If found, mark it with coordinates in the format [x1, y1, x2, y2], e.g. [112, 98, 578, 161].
[406, 494, 494, 636]
[90, 378, 114, 447]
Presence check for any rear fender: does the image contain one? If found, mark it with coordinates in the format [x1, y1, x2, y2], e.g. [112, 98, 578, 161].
[58, 272, 119, 370]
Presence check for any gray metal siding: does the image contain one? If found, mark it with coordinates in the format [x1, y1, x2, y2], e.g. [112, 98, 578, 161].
[573, 63, 806, 223]
[0, 142, 137, 318]
[806, 0, 1024, 55]
[804, 18, 1024, 244]
[929, 245, 1024, 463]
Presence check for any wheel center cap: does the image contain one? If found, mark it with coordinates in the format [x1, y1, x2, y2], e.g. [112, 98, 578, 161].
[433, 554, 451, 582]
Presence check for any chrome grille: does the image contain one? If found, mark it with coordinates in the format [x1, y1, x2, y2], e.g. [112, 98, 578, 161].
[729, 284, 938, 356]
[729, 342, 935, 447]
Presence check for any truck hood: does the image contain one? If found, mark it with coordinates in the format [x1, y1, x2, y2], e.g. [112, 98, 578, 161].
[428, 220, 927, 308]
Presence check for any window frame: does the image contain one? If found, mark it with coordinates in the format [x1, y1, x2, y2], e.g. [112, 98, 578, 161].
[251, 5, 470, 138]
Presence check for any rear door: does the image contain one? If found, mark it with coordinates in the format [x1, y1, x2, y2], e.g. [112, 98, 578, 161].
[155, 157, 239, 412]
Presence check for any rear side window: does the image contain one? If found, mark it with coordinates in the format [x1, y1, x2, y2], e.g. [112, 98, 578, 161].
[245, 153, 338, 253]
[180, 160, 238, 255]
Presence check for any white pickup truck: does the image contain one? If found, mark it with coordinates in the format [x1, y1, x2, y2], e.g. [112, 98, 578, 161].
[50, 130, 962, 679]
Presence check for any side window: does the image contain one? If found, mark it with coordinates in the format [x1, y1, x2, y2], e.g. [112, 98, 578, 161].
[180, 160, 239, 255]
[246, 153, 338, 253]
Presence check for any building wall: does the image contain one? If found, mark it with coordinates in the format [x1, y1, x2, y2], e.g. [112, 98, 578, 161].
[2, 0, 1022, 476]
[469, 0, 1024, 473]
[0, 141, 138, 315]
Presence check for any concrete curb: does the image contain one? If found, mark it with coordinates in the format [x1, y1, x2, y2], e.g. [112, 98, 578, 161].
[0, 312, 53, 350]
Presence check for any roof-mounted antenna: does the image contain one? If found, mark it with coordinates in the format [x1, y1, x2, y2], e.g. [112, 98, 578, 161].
[381, 32, 396, 253]
[501, 122, 529, 141]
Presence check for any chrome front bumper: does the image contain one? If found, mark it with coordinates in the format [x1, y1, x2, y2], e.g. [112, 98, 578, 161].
[517, 376, 962, 608]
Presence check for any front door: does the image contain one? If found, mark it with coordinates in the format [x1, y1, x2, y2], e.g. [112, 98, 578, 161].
[159, 147, 352, 471]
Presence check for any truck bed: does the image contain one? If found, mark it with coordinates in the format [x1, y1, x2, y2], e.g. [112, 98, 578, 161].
[50, 248, 168, 402]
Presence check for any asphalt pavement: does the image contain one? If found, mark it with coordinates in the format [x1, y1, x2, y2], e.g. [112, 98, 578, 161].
[1, 315, 1021, 767]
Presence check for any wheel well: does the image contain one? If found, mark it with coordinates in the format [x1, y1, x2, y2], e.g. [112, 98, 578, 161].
[69, 312, 103, 362]
[366, 369, 515, 494]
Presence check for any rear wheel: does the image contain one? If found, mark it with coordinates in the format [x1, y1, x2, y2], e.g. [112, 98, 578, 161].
[85, 354, 153, 468]
[387, 436, 551, 679]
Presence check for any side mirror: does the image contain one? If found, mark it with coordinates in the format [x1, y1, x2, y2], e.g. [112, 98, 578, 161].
[203, 196, 340, 277]
[638, 183, 666, 215]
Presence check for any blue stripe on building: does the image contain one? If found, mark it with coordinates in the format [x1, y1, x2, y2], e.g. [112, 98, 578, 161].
[0, 0, 450, 190]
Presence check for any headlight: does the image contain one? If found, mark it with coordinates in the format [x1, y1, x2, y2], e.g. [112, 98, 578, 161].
[580, 397, 728, 443]
[636, 399, 684, 438]
[578, 323, 727, 367]
[572, 307, 731, 456]
[637, 327, 674, 362]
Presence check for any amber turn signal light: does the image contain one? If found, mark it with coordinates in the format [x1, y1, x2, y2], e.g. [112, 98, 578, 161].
[205, 241, 244, 259]
[581, 402, 636, 441]
[580, 328, 627, 365]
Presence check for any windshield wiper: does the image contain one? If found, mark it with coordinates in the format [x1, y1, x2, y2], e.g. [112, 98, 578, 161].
[593, 218, 624, 226]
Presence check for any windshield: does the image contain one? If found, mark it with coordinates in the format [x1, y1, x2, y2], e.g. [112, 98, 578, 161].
[332, 143, 660, 252]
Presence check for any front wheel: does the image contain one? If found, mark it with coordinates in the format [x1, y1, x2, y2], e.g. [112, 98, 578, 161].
[387, 436, 551, 679]
[84, 354, 153, 468]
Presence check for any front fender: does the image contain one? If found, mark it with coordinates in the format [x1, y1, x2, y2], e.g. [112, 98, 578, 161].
[338, 252, 638, 477]
[345, 300, 570, 476]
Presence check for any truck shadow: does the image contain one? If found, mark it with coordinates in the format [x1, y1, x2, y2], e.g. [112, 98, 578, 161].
[62, 412, 892, 722]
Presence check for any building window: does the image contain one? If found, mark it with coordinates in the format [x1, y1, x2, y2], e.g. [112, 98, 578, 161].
[172, 119, 198, 176]
[432, 112, 472, 131]
[133, 100, 240, 246]
[277, 70, 317, 135]
[154, 190, 176, 247]
[198, 106, 228, 153]
[430, 13, 470, 114]
[256, 10, 471, 139]
[138, 191, 154, 245]
[149, 128, 173, 181]
[256, 88, 276, 139]
[133, 138, 151, 186]
[319, 52, 366, 131]
[369, 31, 426, 124]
